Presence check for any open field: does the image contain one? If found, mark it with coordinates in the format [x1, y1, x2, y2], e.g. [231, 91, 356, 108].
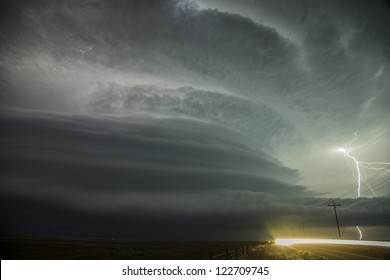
[0, 236, 258, 260]
[1, 236, 389, 260]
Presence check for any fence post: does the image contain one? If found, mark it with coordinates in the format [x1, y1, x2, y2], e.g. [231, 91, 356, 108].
[226, 246, 229, 260]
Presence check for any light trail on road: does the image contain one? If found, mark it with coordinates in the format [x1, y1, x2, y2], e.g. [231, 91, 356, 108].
[292, 244, 380, 260]
[275, 238, 390, 247]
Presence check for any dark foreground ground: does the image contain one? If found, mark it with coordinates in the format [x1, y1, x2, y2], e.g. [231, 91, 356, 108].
[1, 236, 389, 260]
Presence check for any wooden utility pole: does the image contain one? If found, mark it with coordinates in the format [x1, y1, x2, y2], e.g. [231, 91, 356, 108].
[328, 200, 341, 238]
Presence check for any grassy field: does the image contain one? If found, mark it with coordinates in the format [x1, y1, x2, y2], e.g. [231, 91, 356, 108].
[0, 235, 259, 260]
[1, 235, 389, 260]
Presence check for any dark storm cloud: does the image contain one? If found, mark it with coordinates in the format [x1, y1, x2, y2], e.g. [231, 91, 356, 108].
[1, 109, 388, 239]
[0, 0, 300, 101]
[0, 192, 284, 240]
[0, 109, 307, 238]
[0, 0, 306, 154]
[0, 108, 300, 187]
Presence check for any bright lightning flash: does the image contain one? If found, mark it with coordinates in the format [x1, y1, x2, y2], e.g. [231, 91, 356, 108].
[336, 139, 390, 198]
[336, 146, 364, 197]
[335, 133, 390, 240]
[356, 226, 363, 240]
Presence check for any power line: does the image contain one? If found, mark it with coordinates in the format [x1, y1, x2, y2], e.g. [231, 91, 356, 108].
[328, 200, 341, 239]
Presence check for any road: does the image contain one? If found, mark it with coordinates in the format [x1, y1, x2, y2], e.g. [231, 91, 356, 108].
[290, 244, 390, 260]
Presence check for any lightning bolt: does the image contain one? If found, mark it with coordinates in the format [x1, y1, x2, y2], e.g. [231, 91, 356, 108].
[336, 147, 366, 197]
[74, 45, 94, 54]
[356, 225, 363, 240]
[336, 133, 390, 198]
[336, 132, 390, 240]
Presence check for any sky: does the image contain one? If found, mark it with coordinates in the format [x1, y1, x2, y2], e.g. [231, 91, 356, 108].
[0, 0, 389, 241]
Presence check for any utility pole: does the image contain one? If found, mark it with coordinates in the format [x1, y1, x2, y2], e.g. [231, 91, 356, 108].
[328, 200, 341, 239]
[301, 222, 306, 237]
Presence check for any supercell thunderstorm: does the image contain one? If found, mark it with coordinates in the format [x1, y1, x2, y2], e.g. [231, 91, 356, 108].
[0, 0, 389, 240]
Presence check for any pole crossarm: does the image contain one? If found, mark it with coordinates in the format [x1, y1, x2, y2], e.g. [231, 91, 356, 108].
[328, 200, 341, 239]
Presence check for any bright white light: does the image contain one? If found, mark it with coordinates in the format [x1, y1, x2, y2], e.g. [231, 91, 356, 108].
[336, 133, 390, 198]
[275, 238, 390, 247]
[356, 226, 363, 240]
[74, 45, 94, 54]
[336, 133, 390, 240]
[336, 147, 346, 153]
[341, 149, 363, 197]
